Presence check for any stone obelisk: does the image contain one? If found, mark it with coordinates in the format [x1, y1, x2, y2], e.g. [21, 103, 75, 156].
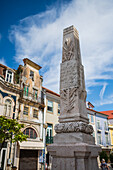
[48, 26, 101, 170]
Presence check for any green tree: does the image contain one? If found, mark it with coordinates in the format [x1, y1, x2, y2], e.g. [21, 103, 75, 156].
[0, 116, 28, 169]
[100, 151, 108, 163]
[110, 153, 113, 168]
[0, 116, 28, 145]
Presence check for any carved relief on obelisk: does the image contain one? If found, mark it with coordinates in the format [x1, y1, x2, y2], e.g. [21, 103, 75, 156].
[59, 25, 88, 123]
[62, 38, 74, 62]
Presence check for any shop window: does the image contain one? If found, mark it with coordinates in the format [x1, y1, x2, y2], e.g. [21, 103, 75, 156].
[30, 70, 34, 81]
[23, 128, 37, 139]
[33, 109, 38, 118]
[23, 106, 29, 115]
[47, 100, 53, 112]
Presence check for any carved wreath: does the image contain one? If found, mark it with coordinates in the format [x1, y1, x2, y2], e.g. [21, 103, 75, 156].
[55, 122, 94, 134]
[62, 38, 74, 62]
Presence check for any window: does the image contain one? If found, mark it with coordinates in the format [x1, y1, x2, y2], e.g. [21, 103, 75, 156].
[97, 133, 101, 144]
[58, 103, 60, 114]
[33, 109, 38, 118]
[47, 124, 53, 137]
[4, 99, 12, 116]
[105, 134, 108, 145]
[88, 114, 90, 121]
[46, 124, 53, 144]
[23, 86, 29, 97]
[30, 70, 34, 81]
[23, 128, 37, 139]
[91, 115, 94, 123]
[97, 120, 100, 129]
[47, 100, 53, 112]
[33, 89, 38, 100]
[0, 98, 1, 104]
[104, 122, 107, 130]
[23, 106, 29, 115]
[6, 70, 13, 83]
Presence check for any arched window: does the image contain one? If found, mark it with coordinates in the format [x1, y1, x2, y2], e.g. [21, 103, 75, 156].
[23, 128, 37, 139]
[4, 99, 12, 116]
[0, 94, 3, 104]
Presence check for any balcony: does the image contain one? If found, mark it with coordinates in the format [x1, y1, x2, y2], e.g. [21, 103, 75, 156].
[46, 136, 53, 144]
[21, 91, 44, 105]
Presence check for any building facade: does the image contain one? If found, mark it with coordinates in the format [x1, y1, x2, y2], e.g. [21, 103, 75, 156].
[42, 87, 60, 167]
[17, 58, 45, 170]
[0, 63, 21, 170]
[0, 59, 45, 170]
[101, 110, 113, 151]
[87, 102, 111, 156]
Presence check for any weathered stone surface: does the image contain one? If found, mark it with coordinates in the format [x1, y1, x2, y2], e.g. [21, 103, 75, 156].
[59, 25, 88, 124]
[49, 143, 101, 170]
[54, 132, 95, 145]
[48, 25, 101, 170]
[55, 122, 94, 134]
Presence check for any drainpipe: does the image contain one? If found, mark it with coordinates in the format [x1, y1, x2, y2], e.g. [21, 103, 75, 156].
[43, 124, 47, 170]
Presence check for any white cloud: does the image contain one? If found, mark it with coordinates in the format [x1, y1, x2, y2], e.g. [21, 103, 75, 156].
[9, 0, 113, 93]
[0, 58, 7, 66]
[95, 93, 113, 106]
[99, 83, 107, 100]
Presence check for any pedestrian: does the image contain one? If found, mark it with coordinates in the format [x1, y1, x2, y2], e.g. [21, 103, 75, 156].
[100, 159, 109, 170]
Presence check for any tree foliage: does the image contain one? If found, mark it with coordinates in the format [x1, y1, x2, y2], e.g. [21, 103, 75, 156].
[110, 153, 113, 168]
[0, 116, 28, 144]
[100, 151, 108, 163]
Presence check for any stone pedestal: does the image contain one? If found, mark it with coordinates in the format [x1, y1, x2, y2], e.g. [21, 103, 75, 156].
[48, 26, 101, 170]
[49, 143, 101, 170]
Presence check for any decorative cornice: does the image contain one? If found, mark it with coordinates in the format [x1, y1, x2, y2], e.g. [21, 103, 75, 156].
[0, 78, 21, 94]
[55, 122, 94, 134]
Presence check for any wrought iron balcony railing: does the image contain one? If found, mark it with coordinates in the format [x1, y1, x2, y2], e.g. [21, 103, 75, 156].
[46, 136, 53, 144]
[21, 91, 44, 105]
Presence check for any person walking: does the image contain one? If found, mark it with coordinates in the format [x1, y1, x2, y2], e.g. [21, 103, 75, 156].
[101, 159, 109, 170]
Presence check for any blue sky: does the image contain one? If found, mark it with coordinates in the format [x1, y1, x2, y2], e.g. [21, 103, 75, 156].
[0, 0, 113, 111]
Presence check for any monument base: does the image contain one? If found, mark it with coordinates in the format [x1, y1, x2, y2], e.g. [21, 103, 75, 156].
[48, 143, 101, 170]
[54, 132, 95, 145]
